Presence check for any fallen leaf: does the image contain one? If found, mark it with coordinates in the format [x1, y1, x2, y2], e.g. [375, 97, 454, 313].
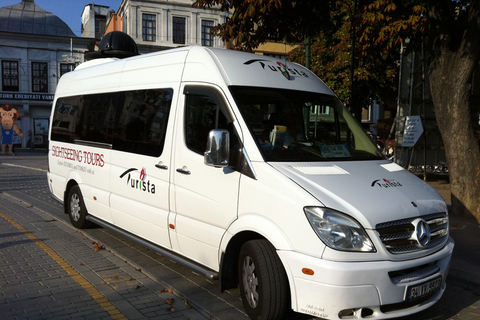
[166, 298, 174, 305]
[166, 307, 175, 312]
[161, 289, 174, 294]
[92, 241, 104, 251]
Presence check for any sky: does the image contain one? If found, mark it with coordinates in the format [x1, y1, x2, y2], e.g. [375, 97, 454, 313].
[1, 0, 123, 36]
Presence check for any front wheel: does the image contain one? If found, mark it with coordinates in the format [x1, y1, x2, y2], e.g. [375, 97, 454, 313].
[67, 185, 92, 229]
[238, 240, 289, 320]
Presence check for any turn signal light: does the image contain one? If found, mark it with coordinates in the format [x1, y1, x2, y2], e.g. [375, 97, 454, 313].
[302, 268, 314, 276]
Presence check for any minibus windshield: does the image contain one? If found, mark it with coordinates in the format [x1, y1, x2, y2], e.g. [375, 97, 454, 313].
[230, 86, 383, 162]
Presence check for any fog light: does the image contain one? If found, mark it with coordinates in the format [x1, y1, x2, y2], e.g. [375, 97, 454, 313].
[338, 308, 358, 318]
[338, 307, 374, 319]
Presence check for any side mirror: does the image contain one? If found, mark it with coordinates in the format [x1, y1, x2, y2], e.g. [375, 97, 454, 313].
[204, 129, 230, 168]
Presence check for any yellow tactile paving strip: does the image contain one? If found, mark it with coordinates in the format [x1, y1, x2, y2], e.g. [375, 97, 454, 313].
[0, 211, 128, 320]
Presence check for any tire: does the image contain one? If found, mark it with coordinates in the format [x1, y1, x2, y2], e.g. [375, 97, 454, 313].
[238, 239, 289, 320]
[67, 185, 92, 229]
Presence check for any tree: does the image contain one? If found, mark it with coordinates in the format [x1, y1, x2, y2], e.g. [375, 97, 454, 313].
[287, 1, 402, 108]
[355, 0, 480, 219]
[193, 0, 480, 222]
[193, 0, 336, 51]
[424, 1, 480, 219]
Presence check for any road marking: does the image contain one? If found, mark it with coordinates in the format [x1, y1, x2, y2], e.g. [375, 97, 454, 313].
[0, 211, 128, 320]
[1, 162, 47, 172]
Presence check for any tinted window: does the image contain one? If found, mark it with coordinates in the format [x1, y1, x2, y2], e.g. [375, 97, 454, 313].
[184, 86, 230, 155]
[114, 89, 172, 156]
[51, 88, 173, 157]
[79, 93, 117, 144]
[51, 95, 83, 142]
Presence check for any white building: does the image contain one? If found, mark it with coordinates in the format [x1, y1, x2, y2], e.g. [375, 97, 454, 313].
[107, 0, 227, 53]
[0, 0, 94, 149]
[81, 4, 114, 41]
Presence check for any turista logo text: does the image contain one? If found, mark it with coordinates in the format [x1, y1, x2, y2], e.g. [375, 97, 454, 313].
[244, 59, 309, 78]
[120, 168, 156, 193]
[371, 178, 403, 188]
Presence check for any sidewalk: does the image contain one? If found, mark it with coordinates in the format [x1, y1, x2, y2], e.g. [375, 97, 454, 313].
[0, 194, 208, 320]
[425, 177, 480, 297]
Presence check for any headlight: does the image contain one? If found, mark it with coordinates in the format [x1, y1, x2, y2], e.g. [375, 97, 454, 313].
[304, 207, 375, 252]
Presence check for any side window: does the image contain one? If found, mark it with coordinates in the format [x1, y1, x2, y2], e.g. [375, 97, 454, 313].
[52, 93, 117, 144]
[51, 88, 173, 157]
[184, 86, 231, 155]
[51, 96, 82, 142]
[78, 93, 117, 144]
[114, 89, 173, 157]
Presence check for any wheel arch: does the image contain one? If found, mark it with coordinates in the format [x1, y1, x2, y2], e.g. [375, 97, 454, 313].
[63, 178, 80, 214]
[219, 214, 293, 292]
[219, 230, 263, 291]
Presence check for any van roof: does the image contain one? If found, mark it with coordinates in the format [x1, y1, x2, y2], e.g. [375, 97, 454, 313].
[56, 46, 335, 97]
[198, 47, 334, 95]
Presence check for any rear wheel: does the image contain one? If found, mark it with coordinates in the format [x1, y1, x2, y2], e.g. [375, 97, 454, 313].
[67, 185, 92, 229]
[238, 239, 289, 320]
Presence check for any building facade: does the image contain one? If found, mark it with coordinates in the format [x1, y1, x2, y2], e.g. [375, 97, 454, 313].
[81, 4, 114, 42]
[0, 0, 94, 150]
[105, 0, 227, 53]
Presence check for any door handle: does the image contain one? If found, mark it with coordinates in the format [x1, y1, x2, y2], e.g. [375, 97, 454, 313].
[176, 167, 191, 175]
[155, 164, 168, 170]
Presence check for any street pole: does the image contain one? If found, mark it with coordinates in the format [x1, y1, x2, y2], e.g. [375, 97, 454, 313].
[350, 0, 360, 122]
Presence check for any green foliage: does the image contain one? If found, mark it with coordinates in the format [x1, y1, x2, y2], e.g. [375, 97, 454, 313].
[193, 0, 335, 51]
[193, 0, 428, 106]
[193, 0, 477, 110]
[288, 0, 411, 106]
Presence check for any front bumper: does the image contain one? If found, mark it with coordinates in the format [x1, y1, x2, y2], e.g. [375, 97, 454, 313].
[278, 237, 454, 319]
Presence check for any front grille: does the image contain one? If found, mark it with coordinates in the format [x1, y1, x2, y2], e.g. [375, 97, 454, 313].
[380, 292, 438, 313]
[389, 263, 439, 284]
[376, 212, 449, 254]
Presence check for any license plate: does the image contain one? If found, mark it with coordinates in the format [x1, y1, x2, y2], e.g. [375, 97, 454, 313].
[407, 276, 442, 301]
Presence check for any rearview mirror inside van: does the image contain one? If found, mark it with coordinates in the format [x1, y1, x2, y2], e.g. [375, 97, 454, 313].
[204, 129, 230, 167]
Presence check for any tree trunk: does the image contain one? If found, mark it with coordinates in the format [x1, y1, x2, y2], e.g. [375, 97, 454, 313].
[427, 1, 480, 222]
[429, 52, 480, 220]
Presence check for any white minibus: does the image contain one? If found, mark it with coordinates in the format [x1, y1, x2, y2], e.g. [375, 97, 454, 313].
[48, 32, 453, 320]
